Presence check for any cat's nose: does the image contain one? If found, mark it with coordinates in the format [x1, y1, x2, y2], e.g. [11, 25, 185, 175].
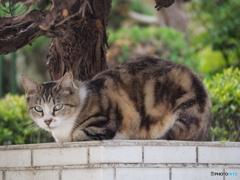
[44, 119, 52, 126]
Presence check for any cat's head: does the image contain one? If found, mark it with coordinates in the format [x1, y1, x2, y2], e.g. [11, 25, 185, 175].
[21, 72, 80, 132]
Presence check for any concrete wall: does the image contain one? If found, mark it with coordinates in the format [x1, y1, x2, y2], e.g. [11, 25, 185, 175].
[0, 140, 240, 180]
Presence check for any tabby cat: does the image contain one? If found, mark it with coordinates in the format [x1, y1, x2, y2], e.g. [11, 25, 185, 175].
[22, 56, 211, 142]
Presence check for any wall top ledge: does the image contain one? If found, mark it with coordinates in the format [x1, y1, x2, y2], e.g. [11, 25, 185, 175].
[1, 140, 240, 150]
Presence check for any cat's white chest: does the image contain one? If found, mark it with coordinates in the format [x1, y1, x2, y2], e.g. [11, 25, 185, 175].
[52, 125, 72, 143]
[51, 85, 88, 143]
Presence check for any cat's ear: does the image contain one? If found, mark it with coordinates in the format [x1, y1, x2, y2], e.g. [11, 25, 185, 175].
[21, 76, 41, 95]
[56, 72, 75, 93]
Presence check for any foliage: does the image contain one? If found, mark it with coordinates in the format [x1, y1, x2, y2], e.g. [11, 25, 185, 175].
[196, 46, 227, 76]
[0, 0, 50, 17]
[190, 0, 240, 68]
[107, 26, 198, 71]
[204, 67, 240, 141]
[109, 0, 155, 29]
[0, 94, 51, 145]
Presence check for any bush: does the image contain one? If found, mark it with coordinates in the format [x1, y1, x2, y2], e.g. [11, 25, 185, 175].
[204, 67, 240, 141]
[0, 94, 51, 145]
[196, 46, 228, 76]
[107, 26, 198, 71]
[190, 0, 240, 67]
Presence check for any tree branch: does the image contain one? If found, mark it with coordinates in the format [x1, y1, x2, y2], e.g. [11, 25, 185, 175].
[0, 21, 32, 38]
[128, 11, 158, 24]
[0, 23, 43, 54]
[0, 0, 93, 54]
[0, 0, 90, 30]
[155, 0, 175, 10]
[37, 0, 82, 30]
[0, 9, 43, 28]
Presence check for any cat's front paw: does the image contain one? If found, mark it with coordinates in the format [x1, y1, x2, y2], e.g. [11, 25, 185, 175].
[72, 129, 93, 141]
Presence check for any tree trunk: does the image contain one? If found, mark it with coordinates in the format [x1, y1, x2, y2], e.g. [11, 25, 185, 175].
[158, 0, 188, 35]
[46, 0, 111, 81]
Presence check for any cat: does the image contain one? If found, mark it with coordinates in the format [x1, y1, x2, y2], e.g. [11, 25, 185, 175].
[21, 55, 212, 143]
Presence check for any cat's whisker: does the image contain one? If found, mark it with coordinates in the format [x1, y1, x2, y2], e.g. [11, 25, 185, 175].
[19, 120, 52, 143]
[17, 123, 39, 144]
[62, 121, 78, 127]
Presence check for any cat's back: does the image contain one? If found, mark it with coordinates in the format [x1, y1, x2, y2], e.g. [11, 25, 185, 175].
[108, 55, 174, 76]
[91, 56, 196, 89]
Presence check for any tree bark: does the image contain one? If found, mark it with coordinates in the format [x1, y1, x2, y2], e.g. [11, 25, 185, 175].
[46, 0, 111, 80]
[158, 0, 188, 34]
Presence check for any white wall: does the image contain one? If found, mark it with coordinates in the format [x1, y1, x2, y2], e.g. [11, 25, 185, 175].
[0, 140, 240, 180]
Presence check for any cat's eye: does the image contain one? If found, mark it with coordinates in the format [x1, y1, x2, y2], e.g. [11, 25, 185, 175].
[34, 106, 43, 112]
[54, 104, 63, 111]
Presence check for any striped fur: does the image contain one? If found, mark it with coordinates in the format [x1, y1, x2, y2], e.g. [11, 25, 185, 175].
[22, 56, 212, 142]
